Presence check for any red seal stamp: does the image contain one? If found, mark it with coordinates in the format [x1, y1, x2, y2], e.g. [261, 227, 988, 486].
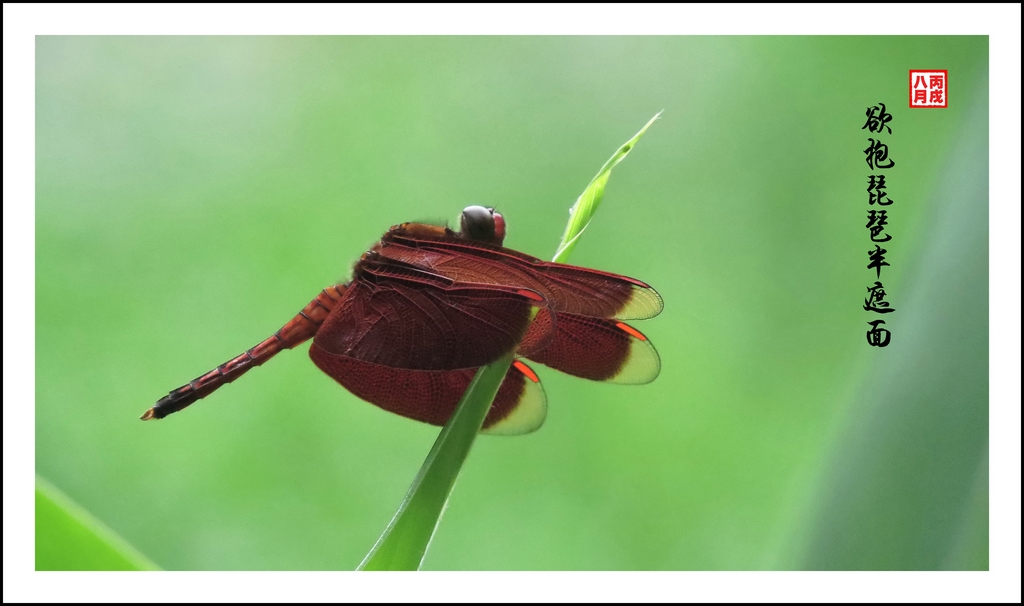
[909, 70, 948, 108]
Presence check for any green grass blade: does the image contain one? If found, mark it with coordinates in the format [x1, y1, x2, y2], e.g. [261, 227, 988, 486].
[35, 475, 159, 571]
[359, 114, 660, 570]
[553, 111, 661, 263]
[357, 353, 513, 570]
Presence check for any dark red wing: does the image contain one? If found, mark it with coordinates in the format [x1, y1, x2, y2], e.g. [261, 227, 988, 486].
[378, 232, 663, 321]
[312, 256, 554, 370]
[309, 344, 547, 434]
[523, 313, 660, 384]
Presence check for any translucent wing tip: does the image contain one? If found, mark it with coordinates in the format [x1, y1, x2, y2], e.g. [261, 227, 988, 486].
[616, 283, 664, 321]
[607, 322, 661, 385]
[482, 360, 548, 436]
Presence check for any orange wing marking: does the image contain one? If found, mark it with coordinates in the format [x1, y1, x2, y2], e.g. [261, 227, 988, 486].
[615, 322, 648, 341]
[513, 359, 540, 383]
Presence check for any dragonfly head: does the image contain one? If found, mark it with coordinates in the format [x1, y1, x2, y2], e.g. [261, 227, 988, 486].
[459, 205, 505, 246]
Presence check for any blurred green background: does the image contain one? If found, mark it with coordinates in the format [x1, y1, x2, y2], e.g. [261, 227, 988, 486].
[35, 36, 988, 570]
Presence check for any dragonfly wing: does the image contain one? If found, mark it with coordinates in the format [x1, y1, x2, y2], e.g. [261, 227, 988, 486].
[313, 260, 553, 370]
[378, 236, 662, 320]
[309, 346, 547, 434]
[482, 360, 547, 435]
[524, 314, 661, 384]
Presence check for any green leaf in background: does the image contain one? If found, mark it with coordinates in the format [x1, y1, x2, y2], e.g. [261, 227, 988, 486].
[359, 115, 660, 570]
[35, 475, 159, 571]
[797, 88, 989, 570]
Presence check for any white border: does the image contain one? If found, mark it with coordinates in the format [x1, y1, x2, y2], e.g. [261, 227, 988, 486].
[4, 3, 1020, 603]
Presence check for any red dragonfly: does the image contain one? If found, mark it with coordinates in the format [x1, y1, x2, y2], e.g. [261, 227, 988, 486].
[143, 206, 662, 434]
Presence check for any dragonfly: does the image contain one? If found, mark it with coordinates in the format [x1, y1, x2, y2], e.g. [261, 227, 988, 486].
[143, 206, 662, 434]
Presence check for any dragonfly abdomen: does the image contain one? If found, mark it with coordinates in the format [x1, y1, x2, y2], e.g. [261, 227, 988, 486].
[142, 284, 348, 420]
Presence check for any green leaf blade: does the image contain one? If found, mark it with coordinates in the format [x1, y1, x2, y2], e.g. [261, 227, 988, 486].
[358, 353, 514, 571]
[35, 475, 159, 571]
[553, 111, 660, 263]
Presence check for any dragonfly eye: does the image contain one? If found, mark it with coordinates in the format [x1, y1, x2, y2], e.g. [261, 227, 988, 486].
[491, 210, 506, 245]
[459, 205, 496, 243]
